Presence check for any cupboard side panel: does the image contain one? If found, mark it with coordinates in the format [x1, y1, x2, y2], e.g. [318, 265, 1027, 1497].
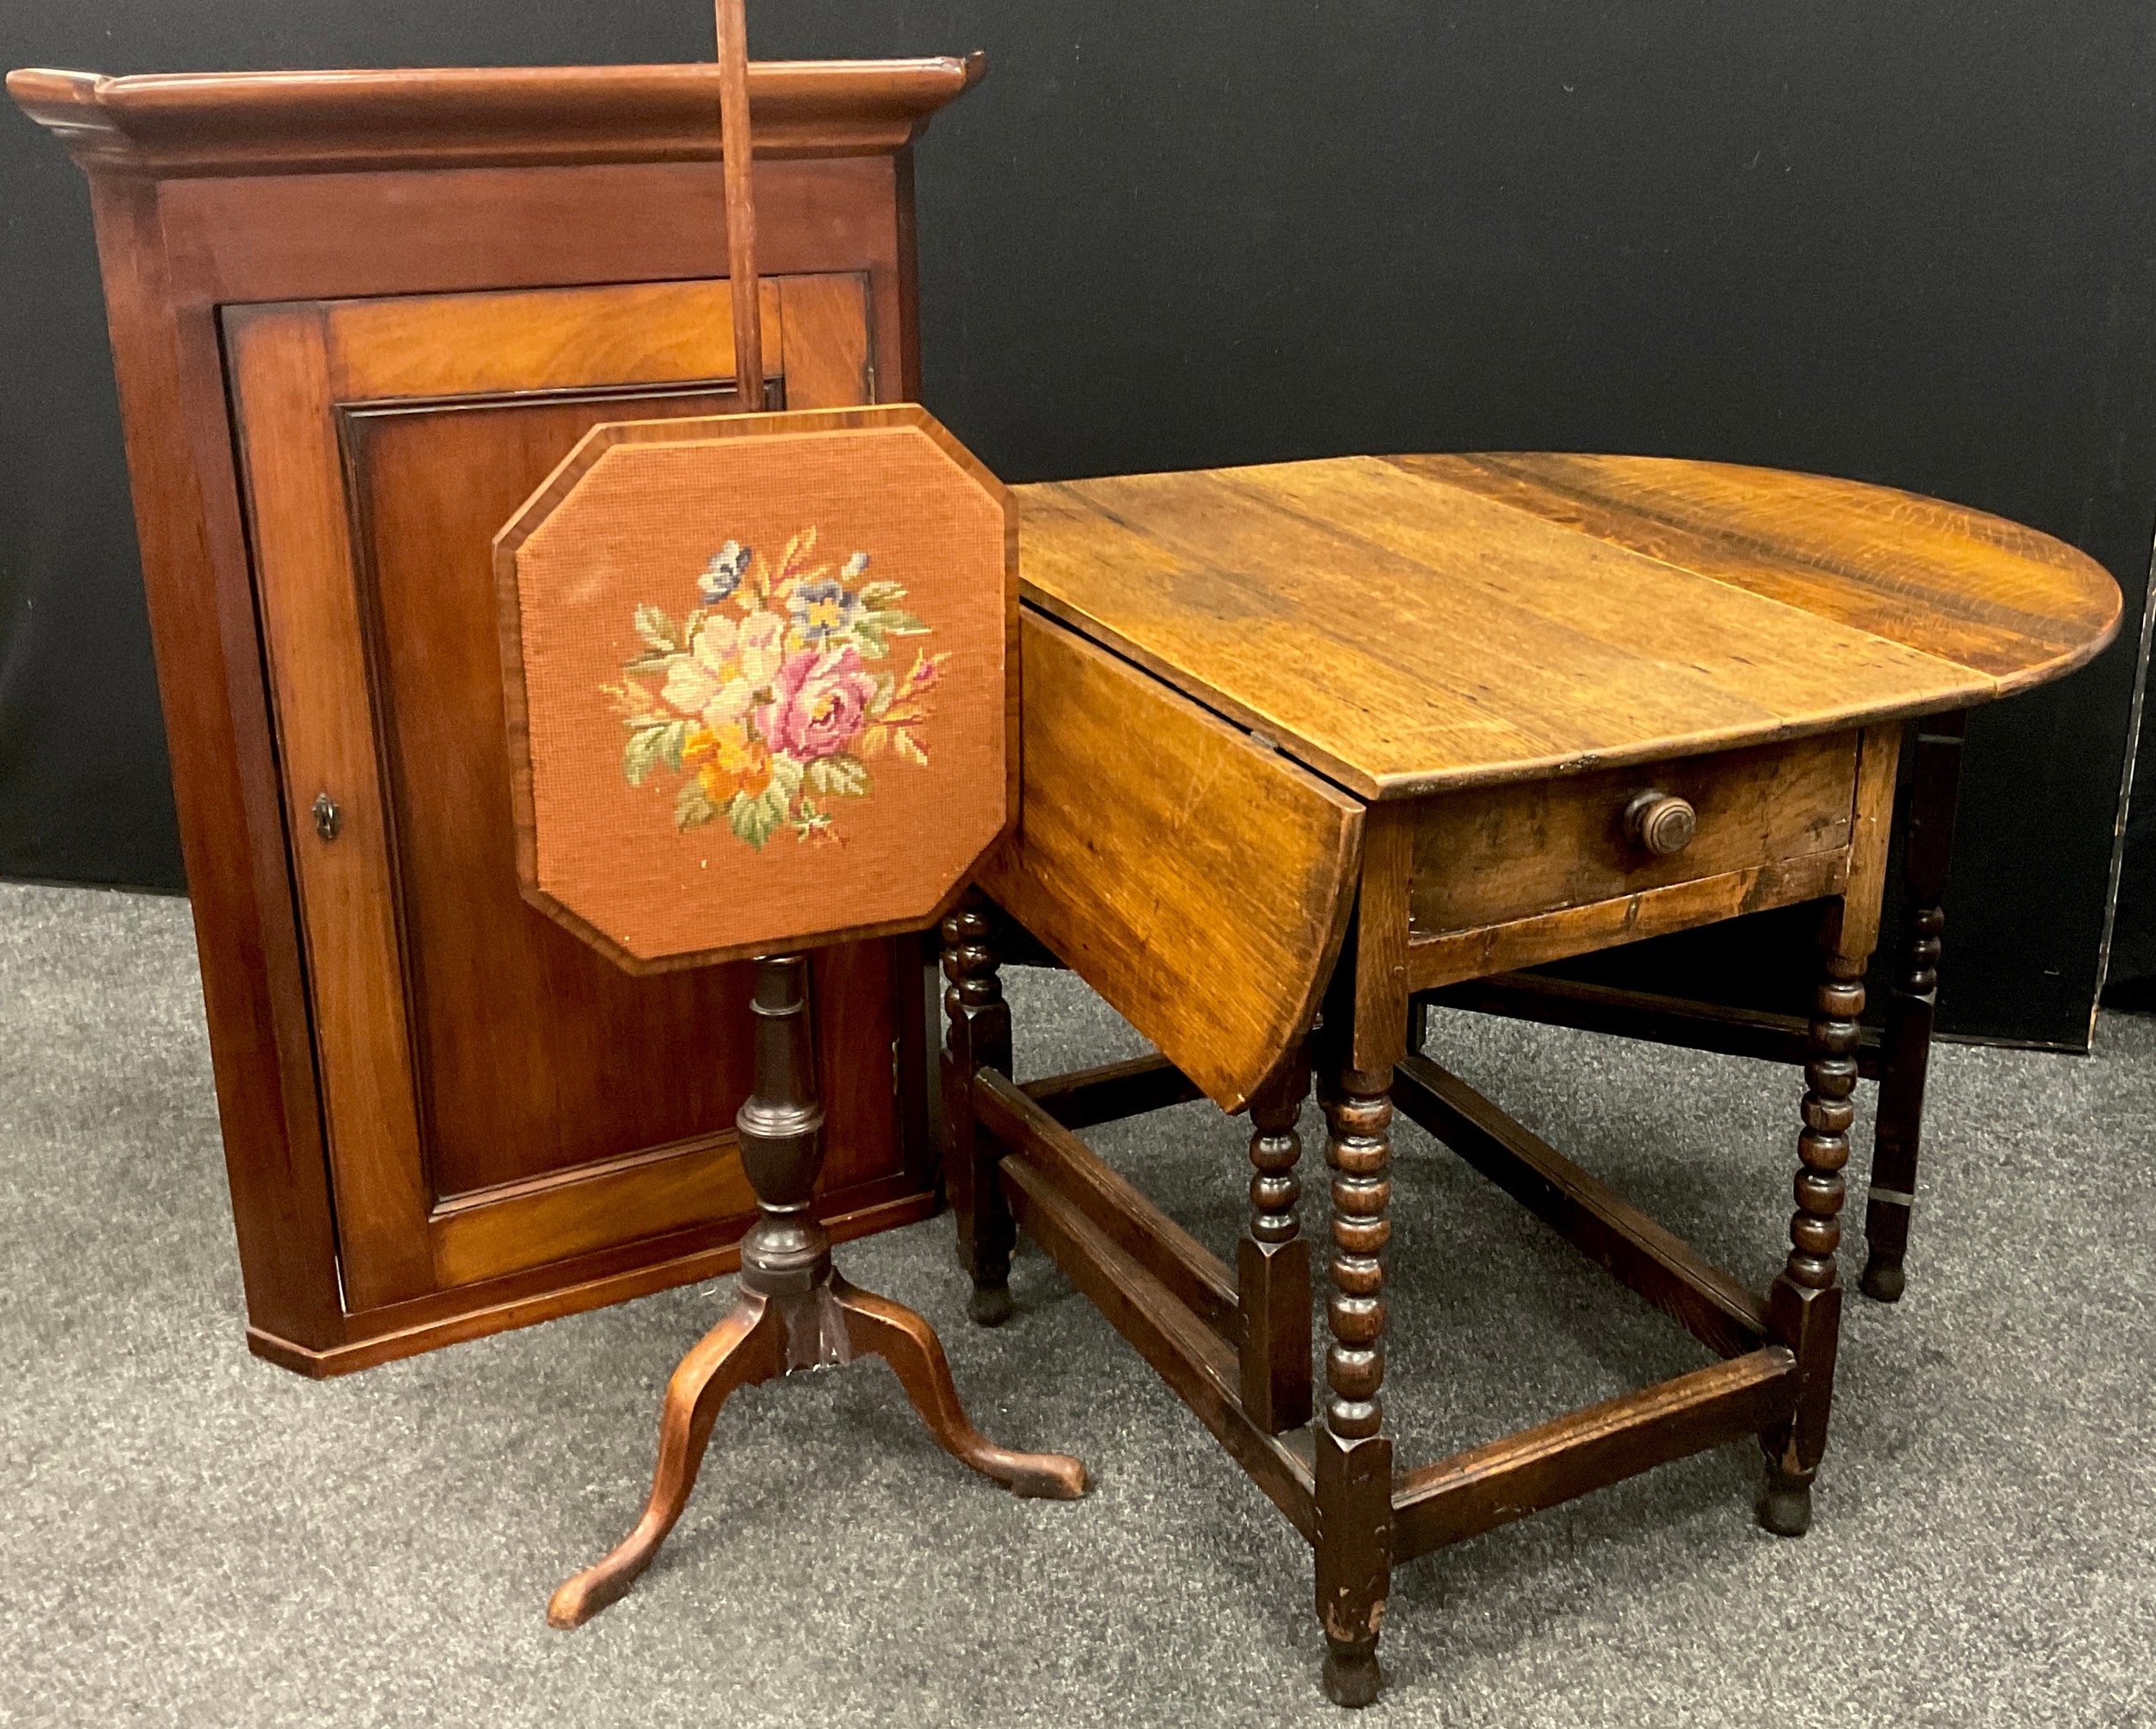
[89, 177, 348, 1345]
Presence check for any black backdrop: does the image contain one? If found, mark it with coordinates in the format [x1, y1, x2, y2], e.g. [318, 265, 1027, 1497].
[3, 2, 2154, 1047]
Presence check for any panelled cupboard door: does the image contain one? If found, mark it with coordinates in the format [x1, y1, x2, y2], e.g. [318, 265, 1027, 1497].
[224, 273, 903, 1312]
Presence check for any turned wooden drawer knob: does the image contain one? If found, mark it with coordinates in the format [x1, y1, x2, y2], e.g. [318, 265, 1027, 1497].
[1624, 790, 1695, 856]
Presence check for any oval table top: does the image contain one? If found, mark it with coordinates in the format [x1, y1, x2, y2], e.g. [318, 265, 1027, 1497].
[1016, 452, 2122, 801]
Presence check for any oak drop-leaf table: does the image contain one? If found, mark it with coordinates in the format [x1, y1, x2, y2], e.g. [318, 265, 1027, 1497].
[942, 452, 2119, 1706]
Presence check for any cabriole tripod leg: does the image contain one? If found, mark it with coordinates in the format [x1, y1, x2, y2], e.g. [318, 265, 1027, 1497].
[833, 1275, 1087, 1497]
[547, 1294, 785, 1628]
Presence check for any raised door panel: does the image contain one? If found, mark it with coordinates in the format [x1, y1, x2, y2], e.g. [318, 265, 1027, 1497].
[226, 273, 907, 1311]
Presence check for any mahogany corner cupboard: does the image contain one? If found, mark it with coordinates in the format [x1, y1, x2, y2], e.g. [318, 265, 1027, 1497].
[9, 57, 985, 1374]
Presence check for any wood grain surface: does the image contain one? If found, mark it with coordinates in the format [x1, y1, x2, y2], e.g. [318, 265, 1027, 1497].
[1406, 732, 1858, 937]
[6, 58, 985, 176]
[324, 276, 793, 400]
[1404, 453, 2119, 686]
[1403, 853, 1851, 993]
[1018, 454, 2121, 801]
[978, 611, 1363, 1112]
[1835, 724, 1907, 967]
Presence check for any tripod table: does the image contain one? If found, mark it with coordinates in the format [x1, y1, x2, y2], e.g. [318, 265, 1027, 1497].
[945, 451, 2119, 1706]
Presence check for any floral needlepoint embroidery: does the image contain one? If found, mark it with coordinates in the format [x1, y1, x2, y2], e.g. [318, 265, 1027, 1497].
[789, 577, 862, 646]
[607, 528, 945, 848]
[699, 540, 751, 604]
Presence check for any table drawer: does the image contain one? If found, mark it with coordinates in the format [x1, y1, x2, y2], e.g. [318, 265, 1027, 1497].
[1404, 732, 1862, 986]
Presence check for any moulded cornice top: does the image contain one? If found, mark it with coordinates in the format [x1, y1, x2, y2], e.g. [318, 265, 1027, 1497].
[5, 55, 987, 177]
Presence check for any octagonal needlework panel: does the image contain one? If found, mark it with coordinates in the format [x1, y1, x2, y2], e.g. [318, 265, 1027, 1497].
[496, 405, 1015, 969]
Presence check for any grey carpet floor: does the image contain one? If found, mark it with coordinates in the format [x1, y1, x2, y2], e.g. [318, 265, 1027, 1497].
[2, 880, 2152, 1727]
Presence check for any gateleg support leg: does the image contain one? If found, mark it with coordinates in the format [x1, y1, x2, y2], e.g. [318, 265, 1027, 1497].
[1864, 712, 1964, 1303]
[943, 891, 1017, 1325]
[1240, 1044, 1314, 1434]
[1861, 958, 1931, 1304]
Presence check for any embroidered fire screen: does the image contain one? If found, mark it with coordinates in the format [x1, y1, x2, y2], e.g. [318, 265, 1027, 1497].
[495, 404, 1017, 969]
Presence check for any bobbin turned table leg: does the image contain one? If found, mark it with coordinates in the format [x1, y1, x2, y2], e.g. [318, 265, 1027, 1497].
[549, 955, 1082, 1628]
[1313, 1043, 1395, 1708]
[1759, 945, 1866, 1536]
[943, 893, 1018, 1325]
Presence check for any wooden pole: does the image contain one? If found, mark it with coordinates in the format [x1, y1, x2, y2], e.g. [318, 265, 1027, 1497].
[713, 0, 764, 409]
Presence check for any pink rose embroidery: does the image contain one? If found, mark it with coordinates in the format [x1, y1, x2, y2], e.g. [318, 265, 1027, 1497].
[761, 646, 878, 761]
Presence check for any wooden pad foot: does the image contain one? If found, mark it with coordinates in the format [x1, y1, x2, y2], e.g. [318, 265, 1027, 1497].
[1859, 1251, 1906, 1304]
[1322, 1644, 1383, 1708]
[966, 1282, 1017, 1327]
[1757, 1461, 1814, 1537]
